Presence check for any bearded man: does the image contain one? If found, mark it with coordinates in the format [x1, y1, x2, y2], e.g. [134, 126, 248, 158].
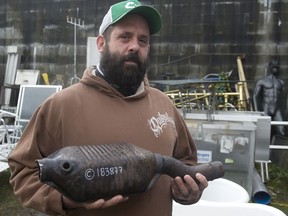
[8, 1, 208, 216]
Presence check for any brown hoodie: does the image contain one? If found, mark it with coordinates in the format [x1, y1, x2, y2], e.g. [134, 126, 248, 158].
[8, 67, 197, 216]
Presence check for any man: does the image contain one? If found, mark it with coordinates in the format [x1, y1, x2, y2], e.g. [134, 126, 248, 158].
[8, 1, 208, 215]
[253, 60, 286, 136]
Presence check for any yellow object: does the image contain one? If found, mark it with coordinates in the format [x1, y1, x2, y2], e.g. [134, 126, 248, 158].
[42, 73, 50, 85]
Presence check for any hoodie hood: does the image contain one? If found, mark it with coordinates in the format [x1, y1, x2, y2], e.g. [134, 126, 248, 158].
[80, 67, 150, 100]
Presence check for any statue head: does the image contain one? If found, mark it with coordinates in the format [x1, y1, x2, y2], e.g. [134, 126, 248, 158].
[269, 60, 280, 76]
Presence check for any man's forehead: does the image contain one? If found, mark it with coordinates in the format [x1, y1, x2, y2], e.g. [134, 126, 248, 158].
[111, 15, 150, 36]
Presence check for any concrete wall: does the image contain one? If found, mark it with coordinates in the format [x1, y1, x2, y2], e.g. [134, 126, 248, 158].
[0, 0, 288, 92]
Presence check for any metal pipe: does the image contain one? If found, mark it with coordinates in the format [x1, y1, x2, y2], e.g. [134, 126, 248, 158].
[269, 145, 288, 150]
[252, 168, 271, 204]
[271, 121, 288, 125]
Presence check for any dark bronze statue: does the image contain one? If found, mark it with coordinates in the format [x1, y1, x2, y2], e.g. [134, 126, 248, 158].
[253, 60, 286, 136]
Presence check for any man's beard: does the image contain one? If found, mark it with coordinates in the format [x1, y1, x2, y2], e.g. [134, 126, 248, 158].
[99, 46, 149, 96]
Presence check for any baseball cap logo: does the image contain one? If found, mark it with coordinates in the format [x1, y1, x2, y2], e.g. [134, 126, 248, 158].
[125, 1, 140, 9]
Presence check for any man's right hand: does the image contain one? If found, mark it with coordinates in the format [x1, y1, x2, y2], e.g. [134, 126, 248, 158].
[62, 195, 129, 210]
[83, 195, 129, 209]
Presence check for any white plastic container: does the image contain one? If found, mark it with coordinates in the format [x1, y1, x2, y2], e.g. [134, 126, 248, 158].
[201, 178, 250, 203]
[173, 178, 286, 216]
[173, 202, 287, 216]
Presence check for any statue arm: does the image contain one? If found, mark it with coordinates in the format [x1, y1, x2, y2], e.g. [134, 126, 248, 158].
[253, 81, 263, 111]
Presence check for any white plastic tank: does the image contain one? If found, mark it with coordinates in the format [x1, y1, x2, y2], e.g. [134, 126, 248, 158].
[173, 178, 286, 216]
[201, 178, 250, 203]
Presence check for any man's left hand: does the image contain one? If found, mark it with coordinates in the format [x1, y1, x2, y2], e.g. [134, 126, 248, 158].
[171, 173, 208, 205]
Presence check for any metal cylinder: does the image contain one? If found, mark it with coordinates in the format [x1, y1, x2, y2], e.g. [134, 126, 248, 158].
[252, 168, 271, 204]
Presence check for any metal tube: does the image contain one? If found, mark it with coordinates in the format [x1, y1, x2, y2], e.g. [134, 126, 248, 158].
[252, 168, 271, 205]
[271, 121, 288, 125]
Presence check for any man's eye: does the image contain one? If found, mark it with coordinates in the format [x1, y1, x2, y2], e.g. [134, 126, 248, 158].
[139, 38, 149, 46]
[140, 39, 147, 44]
[120, 34, 129, 39]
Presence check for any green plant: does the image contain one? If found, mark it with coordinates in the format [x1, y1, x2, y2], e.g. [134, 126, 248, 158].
[269, 163, 288, 183]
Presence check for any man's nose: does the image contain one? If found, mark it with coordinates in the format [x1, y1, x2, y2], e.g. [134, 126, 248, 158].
[128, 38, 140, 53]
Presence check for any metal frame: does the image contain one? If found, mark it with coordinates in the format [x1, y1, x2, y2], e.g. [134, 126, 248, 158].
[0, 85, 62, 167]
[15, 85, 62, 130]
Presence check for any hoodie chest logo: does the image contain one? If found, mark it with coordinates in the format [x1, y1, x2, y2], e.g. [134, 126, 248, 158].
[148, 112, 175, 137]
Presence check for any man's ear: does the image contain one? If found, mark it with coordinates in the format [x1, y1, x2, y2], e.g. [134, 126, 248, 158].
[96, 35, 105, 53]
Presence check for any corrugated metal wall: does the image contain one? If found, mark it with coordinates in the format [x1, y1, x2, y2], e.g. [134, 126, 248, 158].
[0, 0, 287, 93]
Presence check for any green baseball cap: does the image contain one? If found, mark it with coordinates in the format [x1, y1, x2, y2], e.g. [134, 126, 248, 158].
[99, 0, 162, 35]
